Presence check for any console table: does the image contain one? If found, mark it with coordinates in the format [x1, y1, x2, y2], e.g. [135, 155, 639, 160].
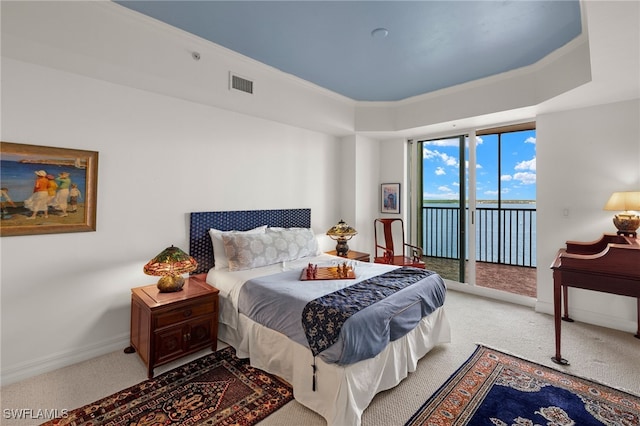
[550, 234, 640, 365]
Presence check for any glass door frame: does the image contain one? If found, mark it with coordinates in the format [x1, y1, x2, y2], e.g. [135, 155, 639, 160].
[415, 132, 477, 284]
[467, 131, 477, 285]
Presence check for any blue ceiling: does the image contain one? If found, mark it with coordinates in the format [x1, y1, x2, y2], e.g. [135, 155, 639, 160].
[115, 1, 582, 102]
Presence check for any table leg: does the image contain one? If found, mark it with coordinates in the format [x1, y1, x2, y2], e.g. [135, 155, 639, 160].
[636, 298, 640, 339]
[552, 273, 569, 365]
[561, 284, 574, 322]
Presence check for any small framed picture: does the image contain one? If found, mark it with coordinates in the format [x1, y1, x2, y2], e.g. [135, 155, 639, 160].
[381, 183, 400, 214]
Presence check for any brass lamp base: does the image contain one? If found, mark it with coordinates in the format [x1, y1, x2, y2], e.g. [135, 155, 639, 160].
[613, 214, 639, 237]
[157, 275, 185, 292]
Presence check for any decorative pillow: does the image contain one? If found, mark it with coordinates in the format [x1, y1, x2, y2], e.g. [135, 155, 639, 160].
[267, 227, 320, 256]
[208, 225, 267, 270]
[223, 228, 318, 271]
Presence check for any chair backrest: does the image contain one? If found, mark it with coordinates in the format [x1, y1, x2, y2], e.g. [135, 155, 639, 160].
[374, 218, 406, 257]
[374, 218, 426, 268]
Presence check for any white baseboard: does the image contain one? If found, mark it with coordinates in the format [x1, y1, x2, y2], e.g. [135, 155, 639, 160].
[447, 280, 636, 336]
[1, 333, 130, 386]
[535, 300, 637, 335]
[445, 279, 537, 308]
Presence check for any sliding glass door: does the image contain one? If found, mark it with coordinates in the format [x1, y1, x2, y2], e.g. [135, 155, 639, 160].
[417, 124, 537, 297]
[419, 135, 474, 283]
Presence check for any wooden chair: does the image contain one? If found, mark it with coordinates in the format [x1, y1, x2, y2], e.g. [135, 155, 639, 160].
[374, 218, 426, 268]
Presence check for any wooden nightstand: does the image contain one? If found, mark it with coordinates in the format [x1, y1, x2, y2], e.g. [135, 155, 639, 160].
[126, 275, 219, 378]
[326, 250, 370, 262]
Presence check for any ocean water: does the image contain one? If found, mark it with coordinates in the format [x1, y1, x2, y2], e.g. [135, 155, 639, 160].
[0, 160, 88, 203]
[422, 202, 537, 267]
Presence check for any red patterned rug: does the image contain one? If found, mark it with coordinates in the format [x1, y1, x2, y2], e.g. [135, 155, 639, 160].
[406, 345, 640, 426]
[43, 346, 293, 426]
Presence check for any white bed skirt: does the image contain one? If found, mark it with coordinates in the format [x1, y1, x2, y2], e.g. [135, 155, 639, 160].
[218, 307, 451, 426]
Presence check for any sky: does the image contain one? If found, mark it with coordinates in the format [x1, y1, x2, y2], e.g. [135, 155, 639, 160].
[422, 129, 536, 202]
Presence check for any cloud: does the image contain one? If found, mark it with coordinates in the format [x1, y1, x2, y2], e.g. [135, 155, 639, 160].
[515, 157, 536, 171]
[424, 138, 459, 147]
[423, 148, 459, 167]
[525, 136, 536, 144]
[435, 167, 446, 175]
[423, 149, 435, 159]
[513, 172, 536, 185]
[495, 156, 536, 185]
[438, 185, 451, 192]
[442, 154, 458, 166]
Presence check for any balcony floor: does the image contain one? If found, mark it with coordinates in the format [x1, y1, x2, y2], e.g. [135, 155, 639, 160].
[425, 257, 537, 298]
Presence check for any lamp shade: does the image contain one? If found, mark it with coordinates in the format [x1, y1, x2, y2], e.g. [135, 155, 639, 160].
[603, 191, 640, 212]
[143, 245, 198, 292]
[603, 191, 640, 237]
[326, 219, 358, 238]
[326, 220, 357, 256]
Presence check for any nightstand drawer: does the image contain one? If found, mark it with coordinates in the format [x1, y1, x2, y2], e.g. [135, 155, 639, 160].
[155, 299, 215, 328]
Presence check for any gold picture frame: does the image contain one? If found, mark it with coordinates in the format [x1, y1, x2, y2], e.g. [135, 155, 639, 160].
[1, 141, 98, 236]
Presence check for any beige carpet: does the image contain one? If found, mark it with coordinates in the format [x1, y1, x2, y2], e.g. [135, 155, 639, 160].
[2, 290, 638, 426]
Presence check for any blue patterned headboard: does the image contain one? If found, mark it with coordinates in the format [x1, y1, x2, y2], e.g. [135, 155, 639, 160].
[189, 208, 311, 274]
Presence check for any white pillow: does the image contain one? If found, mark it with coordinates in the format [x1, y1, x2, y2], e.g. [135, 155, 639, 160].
[223, 228, 318, 271]
[209, 225, 267, 270]
[267, 227, 320, 256]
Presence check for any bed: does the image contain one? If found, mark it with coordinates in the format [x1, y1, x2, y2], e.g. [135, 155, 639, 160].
[189, 208, 451, 426]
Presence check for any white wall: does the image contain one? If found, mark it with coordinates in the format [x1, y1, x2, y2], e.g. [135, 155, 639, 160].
[328, 134, 381, 257]
[0, 58, 344, 384]
[353, 135, 382, 256]
[535, 99, 640, 331]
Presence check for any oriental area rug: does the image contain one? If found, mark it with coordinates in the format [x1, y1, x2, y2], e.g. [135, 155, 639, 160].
[42, 346, 293, 426]
[405, 345, 640, 426]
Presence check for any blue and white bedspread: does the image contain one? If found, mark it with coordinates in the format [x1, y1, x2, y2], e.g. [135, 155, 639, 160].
[237, 262, 446, 365]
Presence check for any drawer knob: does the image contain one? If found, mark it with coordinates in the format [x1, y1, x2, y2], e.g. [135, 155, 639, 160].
[183, 309, 192, 317]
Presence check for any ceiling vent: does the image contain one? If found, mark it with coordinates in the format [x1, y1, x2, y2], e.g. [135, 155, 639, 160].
[230, 73, 254, 94]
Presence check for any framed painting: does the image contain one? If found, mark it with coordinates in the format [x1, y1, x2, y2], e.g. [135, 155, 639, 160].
[381, 183, 400, 214]
[0, 142, 98, 236]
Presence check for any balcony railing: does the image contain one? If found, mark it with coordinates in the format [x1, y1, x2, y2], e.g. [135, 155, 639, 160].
[422, 205, 537, 267]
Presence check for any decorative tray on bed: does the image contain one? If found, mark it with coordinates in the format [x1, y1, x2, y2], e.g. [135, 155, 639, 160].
[300, 263, 356, 280]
